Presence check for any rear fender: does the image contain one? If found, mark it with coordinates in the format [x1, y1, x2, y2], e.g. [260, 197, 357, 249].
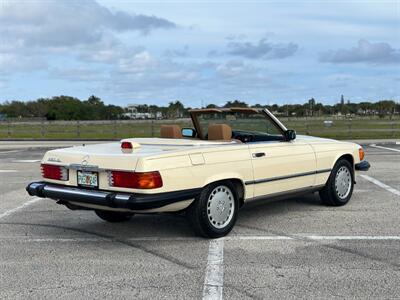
[203, 173, 247, 198]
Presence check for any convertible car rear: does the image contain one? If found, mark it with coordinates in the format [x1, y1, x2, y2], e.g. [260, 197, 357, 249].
[27, 108, 370, 237]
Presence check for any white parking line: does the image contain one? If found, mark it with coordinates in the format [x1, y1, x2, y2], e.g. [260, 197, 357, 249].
[0, 237, 109, 242]
[0, 150, 22, 154]
[360, 174, 400, 197]
[370, 144, 400, 153]
[0, 170, 18, 173]
[225, 235, 400, 241]
[203, 238, 224, 300]
[0, 197, 42, 220]
[12, 160, 41, 163]
[1, 235, 400, 242]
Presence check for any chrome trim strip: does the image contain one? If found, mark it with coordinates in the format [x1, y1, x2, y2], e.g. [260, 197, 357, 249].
[316, 168, 332, 174]
[262, 108, 288, 132]
[114, 194, 131, 201]
[44, 185, 108, 199]
[245, 169, 332, 185]
[69, 164, 105, 172]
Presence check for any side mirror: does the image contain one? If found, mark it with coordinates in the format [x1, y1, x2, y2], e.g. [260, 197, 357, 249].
[182, 128, 196, 138]
[284, 129, 296, 141]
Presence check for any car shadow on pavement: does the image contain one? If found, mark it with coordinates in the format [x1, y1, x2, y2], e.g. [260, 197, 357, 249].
[240, 192, 322, 214]
[83, 212, 195, 237]
[0, 193, 323, 240]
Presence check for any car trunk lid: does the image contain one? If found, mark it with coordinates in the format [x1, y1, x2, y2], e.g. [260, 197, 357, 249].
[42, 138, 234, 171]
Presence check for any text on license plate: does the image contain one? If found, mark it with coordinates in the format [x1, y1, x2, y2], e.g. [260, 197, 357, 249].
[77, 171, 98, 187]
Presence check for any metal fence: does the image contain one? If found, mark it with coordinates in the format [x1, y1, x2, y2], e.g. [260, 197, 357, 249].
[0, 117, 399, 140]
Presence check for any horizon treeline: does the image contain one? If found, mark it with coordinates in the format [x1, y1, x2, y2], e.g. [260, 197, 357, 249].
[0, 95, 398, 120]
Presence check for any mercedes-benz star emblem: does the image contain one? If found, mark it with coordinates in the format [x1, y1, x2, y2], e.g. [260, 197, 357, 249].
[81, 155, 90, 166]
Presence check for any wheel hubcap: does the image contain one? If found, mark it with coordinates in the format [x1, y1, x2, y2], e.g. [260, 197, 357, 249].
[335, 166, 352, 199]
[207, 185, 235, 229]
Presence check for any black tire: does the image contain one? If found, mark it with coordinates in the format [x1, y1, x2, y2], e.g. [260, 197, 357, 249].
[187, 181, 239, 238]
[319, 159, 354, 206]
[94, 210, 134, 223]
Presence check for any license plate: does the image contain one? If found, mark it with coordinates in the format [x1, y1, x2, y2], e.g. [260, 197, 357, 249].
[77, 171, 98, 188]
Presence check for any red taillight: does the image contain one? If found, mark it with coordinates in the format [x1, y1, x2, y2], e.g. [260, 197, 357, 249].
[121, 142, 133, 149]
[108, 171, 163, 189]
[41, 164, 68, 181]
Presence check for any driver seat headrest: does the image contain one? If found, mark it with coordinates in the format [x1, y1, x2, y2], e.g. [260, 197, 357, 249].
[208, 124, 232, 141]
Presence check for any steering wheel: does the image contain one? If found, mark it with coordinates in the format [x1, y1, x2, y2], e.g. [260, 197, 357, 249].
[232, 131, 255, 143]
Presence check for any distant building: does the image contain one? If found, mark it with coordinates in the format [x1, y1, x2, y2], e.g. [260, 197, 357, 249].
[122, 112, 163, 119]
[126, 104, 139, 113]
[0, 113, 6, 121]
[124, 104, 163, 119]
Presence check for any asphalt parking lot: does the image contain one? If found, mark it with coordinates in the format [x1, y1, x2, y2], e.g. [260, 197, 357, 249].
[0, 141, 399, 299]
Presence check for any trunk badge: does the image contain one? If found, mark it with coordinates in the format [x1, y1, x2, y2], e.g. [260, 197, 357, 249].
[82, 155, 90, 166]
[48, 157, 61, 162]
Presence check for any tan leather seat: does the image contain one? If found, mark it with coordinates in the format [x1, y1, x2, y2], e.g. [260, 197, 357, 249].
[160, 125, 182, 139]
[208, 124, 232, 141]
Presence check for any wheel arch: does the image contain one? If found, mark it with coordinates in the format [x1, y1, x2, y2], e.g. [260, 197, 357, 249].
[337, 153, 354, 166]
[203, 177, 246, 208]
[333, 153, 355, 182]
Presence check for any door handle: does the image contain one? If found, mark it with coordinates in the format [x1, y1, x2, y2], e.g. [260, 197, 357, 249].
[252, 152, 266, 158]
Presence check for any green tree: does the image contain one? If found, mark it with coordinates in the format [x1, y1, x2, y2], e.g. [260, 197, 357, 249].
[339, 95, 349, 115]
[224, 100, 248, 108]
[308, 98, 316, 116]
[167, 101, 185, 118]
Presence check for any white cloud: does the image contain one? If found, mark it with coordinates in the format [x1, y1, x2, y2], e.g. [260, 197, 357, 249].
[0, 53, 47, 75]
[320, 39, 400, 64]
[163, 46, 190, 58]
[0, 0, 175, 49]
[0, 0, 176, 75]
[0, 79, 7, 89]
[50, 66, 107, 82]
[324, 73, 358, 88]
[1, 1, 398, 105]
[226, 37, 298, 60]
[216, 60, 254, 77]
[117, 51, 158, 73]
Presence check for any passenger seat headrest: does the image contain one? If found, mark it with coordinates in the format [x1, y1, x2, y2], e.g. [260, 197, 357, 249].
[160, 125, 182, 139]
[208, 124, 232, 141]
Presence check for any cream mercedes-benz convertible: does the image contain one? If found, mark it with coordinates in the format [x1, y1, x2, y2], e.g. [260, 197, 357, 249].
[27, 108, 370, 238]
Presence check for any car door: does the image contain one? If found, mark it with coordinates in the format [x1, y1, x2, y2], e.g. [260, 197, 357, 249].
[248, 139, 317, 198]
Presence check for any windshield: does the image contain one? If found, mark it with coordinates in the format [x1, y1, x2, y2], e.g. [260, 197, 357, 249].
[196, 110, 284, 141]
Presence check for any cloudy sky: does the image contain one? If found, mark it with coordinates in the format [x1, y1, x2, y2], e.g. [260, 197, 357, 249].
[0, 0, 399, 107]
